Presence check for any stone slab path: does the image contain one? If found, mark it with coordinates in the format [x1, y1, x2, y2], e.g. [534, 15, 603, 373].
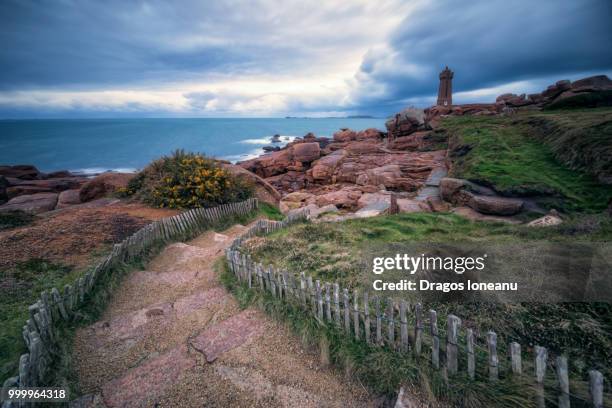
[72, 223, 377, 407]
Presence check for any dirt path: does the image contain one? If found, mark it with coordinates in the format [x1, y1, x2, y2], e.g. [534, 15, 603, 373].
[72, 222, 378, 407]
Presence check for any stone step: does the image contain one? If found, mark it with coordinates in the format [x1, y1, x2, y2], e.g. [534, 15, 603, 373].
[190, 309, 265, 363]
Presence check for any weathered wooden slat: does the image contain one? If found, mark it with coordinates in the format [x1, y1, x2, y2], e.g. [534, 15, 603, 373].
[387, 299, 395, 347]
[589, 370, 604, 408]
[466, 328, 475, 379]
[414, 303, 423, 355]
[556, 356, 570, 408]
[343, 288, 350, 334]
[333, 283, 340, 326]
[353, 290, 359, 340]
[447, 314, 461, 375]
[363, 291, 370, 344]
[487, 331, 498, 380]
[375, 297, 382, 345]
[510, 342, 522, 375]
[316, 280, 323, 320]
[325, 283, 332, 322]
[400, 300, 408, 352]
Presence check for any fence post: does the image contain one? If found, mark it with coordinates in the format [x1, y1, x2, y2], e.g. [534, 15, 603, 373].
[333, 283, 340, 326]
[325, 283, 332, 322]
[316, 280, 323, 320]
[300, 273, 306, 305]
[466, 328, 475, 379]
[308, 276, 315, 315]
[375, 297, 382, 345]
[343, 288, 350, 334]
[414, 303, 423, 356]
[446, 314, 461, 375]
[534, 345, 547, 408]
[510, 342, 522, 375]
[400, 300, 409, 352]
[487, 331, 498, 381]
[430, 310, 439, 369]
[387, 299, 395, 348]
[556, 356, 570, 408]
[363, 291, 371, 344]
[353, 290, 359, 340]
[589, 370, 603, 408]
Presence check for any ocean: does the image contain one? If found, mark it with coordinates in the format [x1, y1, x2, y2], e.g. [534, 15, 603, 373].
[0, 117, 386, 174]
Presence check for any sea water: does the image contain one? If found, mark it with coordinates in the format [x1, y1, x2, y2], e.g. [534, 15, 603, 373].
[0, 117, 385, 173]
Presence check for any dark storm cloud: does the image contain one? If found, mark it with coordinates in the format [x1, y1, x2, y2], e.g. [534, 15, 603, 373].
[0, 0, 305, 90]
[350, 0, 612, 112]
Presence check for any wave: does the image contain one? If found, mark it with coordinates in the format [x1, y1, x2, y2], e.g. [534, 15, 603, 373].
[239, 135, 295, 145]
[70, 167, 138, 176]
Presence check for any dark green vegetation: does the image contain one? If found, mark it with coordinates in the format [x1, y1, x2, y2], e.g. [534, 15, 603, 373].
[0, 258, 91, 382]
[122, 149, 254, 209]
[443, 108, 612, 213]
[258, 201, 284, 221]
[219, 260, 539, 407]
[246, 213, 612, 386]
[544, 90, 612, 111]
[0, 210, 36, 230]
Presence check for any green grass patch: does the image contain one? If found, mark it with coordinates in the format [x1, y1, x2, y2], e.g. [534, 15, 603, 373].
[443, 111, 612, 213]
[0, 210, 36, 230]
[258, 202, 284, 221]
[245, 213, 612, 383]
[0, 257, 95, 383]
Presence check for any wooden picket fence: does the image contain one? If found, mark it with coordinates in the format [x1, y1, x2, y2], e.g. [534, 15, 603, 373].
[225, 211, 608, 408]
[1, 198, 258, 405]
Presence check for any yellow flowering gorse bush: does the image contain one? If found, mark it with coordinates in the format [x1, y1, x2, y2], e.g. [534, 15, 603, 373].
[125, 150, 253, 209]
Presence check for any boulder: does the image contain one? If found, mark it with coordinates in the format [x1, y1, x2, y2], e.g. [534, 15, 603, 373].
[355, 128, 383, 141]
[426, 196, 451, 212]
[388, 131, 430, 151]
[333, 129, 357, 142]
[79, 173, 134, 202]
[5, 177, 85, 198]
[541, 80, 571, 100]
[56, 189, 82, 209]
[315, 187, 362, 209]
[0, 192, 58, 214]
[239, 148, 293, 178]
[220, 163, 281, 206]
[467, 194, 523, 216]
[345, 141, 384, 155]
[282, 191, 314, 203]
[386, 108, 425, 138]
[279, 200, 302, 214]
[365, 165, 402, 189]
[310, 150, 346, 184]
[397, 198, 430, 213]
[292, 142, 320, 163]
[357, 192, 391, 209]
[0, 165, 41, 180]
[570, 75, 612, 92]
[439, 178, 475, 202]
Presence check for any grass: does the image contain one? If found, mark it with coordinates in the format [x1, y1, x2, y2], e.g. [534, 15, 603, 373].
[523, 108, 612, 184]
[442, 110, 612, 213]
[0, 257, 101, 383]
[218, 258, 538, 407]
[0, 210, 36, 230]
[245, 213, 612, 383]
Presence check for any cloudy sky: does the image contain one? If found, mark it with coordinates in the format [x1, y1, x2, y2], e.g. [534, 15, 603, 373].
[0, 0, 610, 118]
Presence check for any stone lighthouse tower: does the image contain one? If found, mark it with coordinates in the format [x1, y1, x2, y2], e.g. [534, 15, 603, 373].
[437, 66, 453, 106]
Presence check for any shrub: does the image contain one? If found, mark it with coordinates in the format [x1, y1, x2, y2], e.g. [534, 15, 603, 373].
[124, 150, 253, 209]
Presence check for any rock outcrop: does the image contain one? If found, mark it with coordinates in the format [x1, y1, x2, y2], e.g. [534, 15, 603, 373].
[440, 177, 523, 216]
[0, 192, 59, 214]
[79, 173, 134, 202]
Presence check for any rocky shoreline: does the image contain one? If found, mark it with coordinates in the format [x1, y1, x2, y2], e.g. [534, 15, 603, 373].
[2, 74, 610, 222]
